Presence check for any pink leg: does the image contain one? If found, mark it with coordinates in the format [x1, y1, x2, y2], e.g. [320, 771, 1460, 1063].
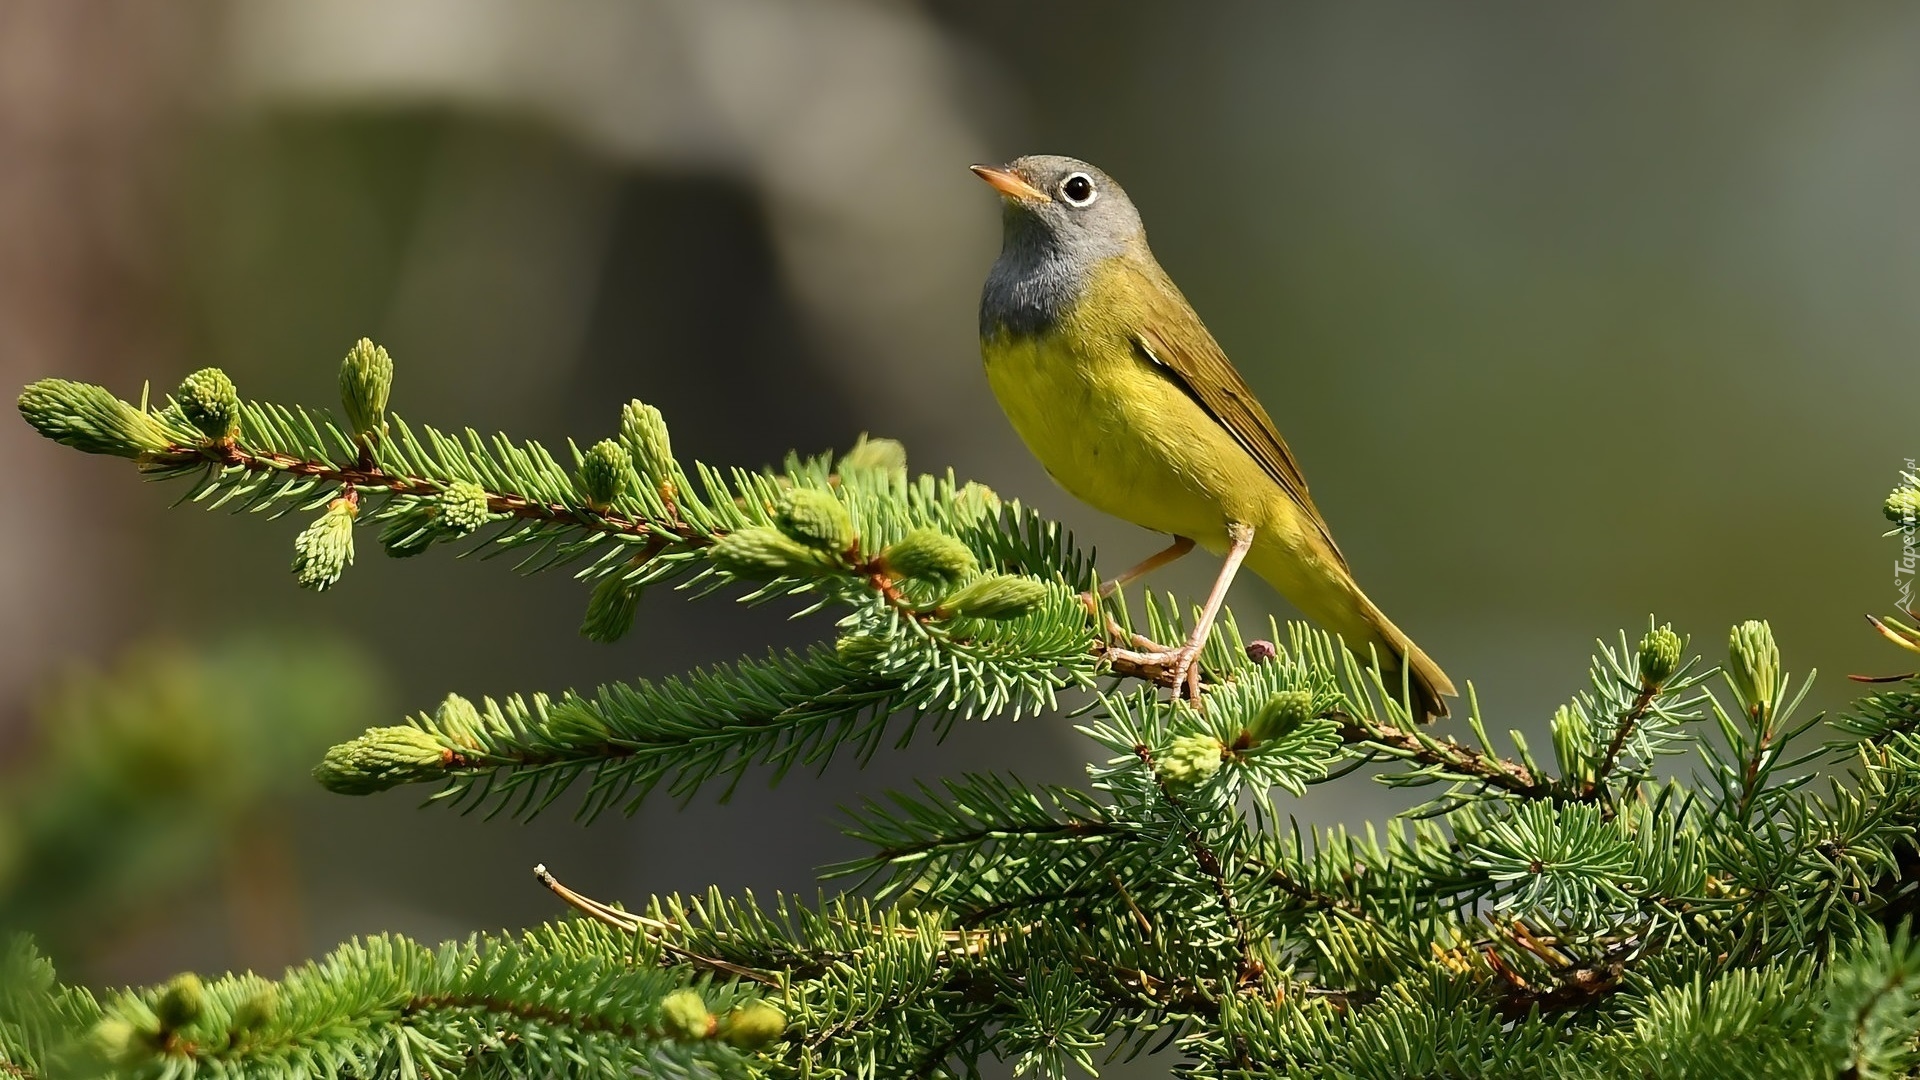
[1106, 523, 1255, 700]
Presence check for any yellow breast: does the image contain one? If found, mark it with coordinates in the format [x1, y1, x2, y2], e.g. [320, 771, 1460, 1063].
[979, 281, 1276, 553]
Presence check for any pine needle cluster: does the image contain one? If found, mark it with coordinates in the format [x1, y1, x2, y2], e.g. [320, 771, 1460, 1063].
[10, 344, 1920, 1078]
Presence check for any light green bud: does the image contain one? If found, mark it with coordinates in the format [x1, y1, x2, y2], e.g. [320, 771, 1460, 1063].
[339, 338, 393, 440]
[88, 1018, 146, 1067]
[438, 480, 493, 535]
[18, 378, 174, 458]
[1158, 734, 1225, 786]
[936, 574, 1049, 620]
[881, 528, 977, 584]
[434, 693, 486, 746]
[952, 481, 1002, 523]
[580, 575, 641, 643]
[1885, 486, 1920, 526]
[312, 725, 449, 795]
[1248, 689, 1316, 744]
[232, 985, 279, 1032]
[176, 368, 241, 443]
[1726, 620, 1780, 716]
[658, 989, 714, 1041]
[839, 435, 907, 478]
[577, 439, 633, 511]
[154, 973, 205, 1031]
[775, 487, 855, 553]
[722, 1001, 787, 1048]
[291, 496, 356, 591]
[619, 400, 674, 484]
[1637, 623, 1684, 687]
[709, 527, 842, 579]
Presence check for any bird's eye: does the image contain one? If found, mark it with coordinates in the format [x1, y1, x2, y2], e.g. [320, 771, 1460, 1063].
[1059, 173, 1097, 206]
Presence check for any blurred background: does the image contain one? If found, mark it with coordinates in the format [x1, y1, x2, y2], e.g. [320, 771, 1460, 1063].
[2, 0, 1916, 1001]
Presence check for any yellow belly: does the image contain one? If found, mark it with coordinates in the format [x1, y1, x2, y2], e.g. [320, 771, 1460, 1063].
[981, 326, 1273, 555]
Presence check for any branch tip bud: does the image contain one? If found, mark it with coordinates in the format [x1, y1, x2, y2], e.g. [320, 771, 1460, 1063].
[154, 973, 205, 1031]
[438, 480, 493, 536]
[1248, 689, 1315, 744]
[18, 378, 174, 458]
[1158, 734, 1225, 786]
[313, 725, 450, 795]
[880, 528, 977, 585]
[774, 486, 855, 553]
[839, 435, 907, 479]
[1637, 623, 1684, 687]
[936, 573, 1049, 620]
[339, 338, 393, 440]
[619, 400, 675, 484]
[722, 1001, 787, 1048]
[1885, 486, 1920, 526]
[292, 496, 357, 591]
[710, 527, 843, 579]
[578, 439, 632, 511]
[1726, 619, 1780, 716]
[176, 368, 241, 443]
[658, 989, 715, 1041]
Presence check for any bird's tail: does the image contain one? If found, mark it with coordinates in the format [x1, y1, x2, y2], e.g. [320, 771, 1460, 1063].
[1351, 591, 1455, 722]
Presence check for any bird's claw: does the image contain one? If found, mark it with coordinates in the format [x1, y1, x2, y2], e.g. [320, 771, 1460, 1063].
[1105, 642, 1205, 702]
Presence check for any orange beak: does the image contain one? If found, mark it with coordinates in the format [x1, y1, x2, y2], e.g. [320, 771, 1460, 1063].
[970, 164, 1049, 204]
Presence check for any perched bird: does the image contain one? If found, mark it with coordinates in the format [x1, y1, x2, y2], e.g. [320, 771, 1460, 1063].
[972, 154, 1454, 718]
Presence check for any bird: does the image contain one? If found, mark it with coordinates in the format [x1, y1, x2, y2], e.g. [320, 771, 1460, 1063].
[971, 154, 1454, 719]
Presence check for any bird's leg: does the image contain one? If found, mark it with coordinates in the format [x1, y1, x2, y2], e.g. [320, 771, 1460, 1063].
[1080, 536, 1196, 639]
[1104, 524, 1254, 700]
[1100, 535, 1196, 598]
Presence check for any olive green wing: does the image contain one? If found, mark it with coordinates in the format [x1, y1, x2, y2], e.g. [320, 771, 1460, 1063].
[1126, 262, 1349, 572]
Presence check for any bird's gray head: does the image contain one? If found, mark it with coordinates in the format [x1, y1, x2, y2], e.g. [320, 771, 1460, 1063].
[973, 155, 1147, 338]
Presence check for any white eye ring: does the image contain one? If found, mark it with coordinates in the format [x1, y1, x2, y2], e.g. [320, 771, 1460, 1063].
[1059, 172, 1098, 207]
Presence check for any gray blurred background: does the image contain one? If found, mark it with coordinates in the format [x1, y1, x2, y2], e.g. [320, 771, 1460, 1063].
[2, 0, 1915, 1000]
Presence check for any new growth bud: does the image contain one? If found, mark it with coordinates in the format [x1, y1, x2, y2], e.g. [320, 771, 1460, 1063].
[231, 985, 279, 1032]
[1157, 734, 1225, 786]
[577, 439, 632, 511]
[581, 575, 641, 643]
[87, 1019, 145, 1068]
[775, 487, 855, 553]
[839, 435, 907, 479]
[936, 574, 1049, 620]
[1886, 486, 1920, 525]
[18, 378, 174, 458]
[438, 480, 493, 535]
[1248, 689, 1315, 744]
[1726, 620, 1780, 716]
[1637, 623, 1684, 687]
[710, 527, 843, 579]
[880, 528, 977, 584]
[292, 496, 357, 591]
[154, 974, 205, 1031]
[176, 368, 241, 444]
[619, 400, 674, 484]
[339, 338, 393, 440]
[312, 725, 450, 795]
[722, 1001, 787, 1048]
[658, 989, 715, 1041]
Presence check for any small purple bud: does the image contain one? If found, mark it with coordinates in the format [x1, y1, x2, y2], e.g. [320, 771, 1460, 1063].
[1247, 640, 1278, 664]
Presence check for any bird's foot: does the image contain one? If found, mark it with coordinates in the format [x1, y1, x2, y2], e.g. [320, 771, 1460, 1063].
[1104, 641, 1205, 703]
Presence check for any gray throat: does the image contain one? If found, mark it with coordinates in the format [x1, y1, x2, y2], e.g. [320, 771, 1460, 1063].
[979, 212, 1086, 340]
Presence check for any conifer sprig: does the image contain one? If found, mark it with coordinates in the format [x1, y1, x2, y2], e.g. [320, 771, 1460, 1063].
[16, 350, 1920, 1077]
